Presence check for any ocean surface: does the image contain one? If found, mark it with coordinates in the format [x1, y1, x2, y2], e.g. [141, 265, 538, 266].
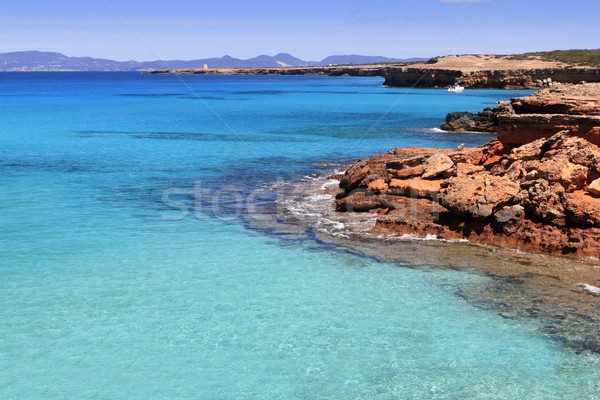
[1, 72, 599, 399]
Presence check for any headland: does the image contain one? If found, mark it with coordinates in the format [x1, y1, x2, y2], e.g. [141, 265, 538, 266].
[148, 64, 392, 77]
[384, 54, 600, 89]
[151, 52, 600, 89]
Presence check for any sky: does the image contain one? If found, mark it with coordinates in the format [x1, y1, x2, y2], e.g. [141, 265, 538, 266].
[1, 0, 598, 61]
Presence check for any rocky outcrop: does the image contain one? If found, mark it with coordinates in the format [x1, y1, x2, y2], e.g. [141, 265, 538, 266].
[384, 67, 600, 89]
[496, 83, 600, 146]
[440, 101, 511, 133]
[335, 132, 600, 256]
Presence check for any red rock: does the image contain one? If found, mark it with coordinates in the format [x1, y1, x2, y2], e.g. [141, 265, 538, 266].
[334, 88, 600, 256]
[367, 178, 388, 193]
[339, 162, 370, 193]
[588, 127, 600, 145]
[387, 147, 446, 157]
[335, 191, 380, 212]
[588, 178, 600, 197]
[441, 174, 519, 220]
[565, 192, 600, 227]
[527, 155, 588, 192]
[482, 155, 502, 167]
[456, 163, 485, 177]
[497, 84, 600, 147]
[386, 155, 429, 179]
[388, 178, 442, 200]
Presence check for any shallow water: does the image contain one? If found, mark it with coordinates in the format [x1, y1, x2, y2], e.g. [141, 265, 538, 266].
[1, 72, 599, 399]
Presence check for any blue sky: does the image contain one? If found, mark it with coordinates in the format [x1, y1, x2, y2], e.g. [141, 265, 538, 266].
[1, 0, 598, 61]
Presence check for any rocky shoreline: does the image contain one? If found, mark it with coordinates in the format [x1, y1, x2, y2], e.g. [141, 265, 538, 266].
[384, 55, 600, 89]
[148, 64, 391, 77]
[336, 83, 600, 258]
[268, 83, 600, 353]
[268, 165, 600, 354]
[149, 54, 600, 89]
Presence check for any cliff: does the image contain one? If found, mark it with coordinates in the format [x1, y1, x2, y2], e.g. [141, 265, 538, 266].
[383, 55, 600, 88]
[149, 64, 392, 77]
[497, 83, 600, 145]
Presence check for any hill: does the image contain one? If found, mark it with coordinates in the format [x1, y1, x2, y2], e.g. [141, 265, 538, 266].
[0, 51, 423, 71]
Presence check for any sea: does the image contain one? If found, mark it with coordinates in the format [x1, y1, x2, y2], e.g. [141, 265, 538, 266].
[1, 72, 599, 399]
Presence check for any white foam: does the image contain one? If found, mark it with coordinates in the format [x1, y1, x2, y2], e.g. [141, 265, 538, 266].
[320, 180, 340, 191]
[308, 194, 334, 202]
[578, 283, 600, 296]
[397, 233, 469, 244]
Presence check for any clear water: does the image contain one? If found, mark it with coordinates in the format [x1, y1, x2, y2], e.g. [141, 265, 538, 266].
[1, 72, 599, 399]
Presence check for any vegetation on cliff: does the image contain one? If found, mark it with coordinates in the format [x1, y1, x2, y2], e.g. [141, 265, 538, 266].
[509, 49, 600, 67]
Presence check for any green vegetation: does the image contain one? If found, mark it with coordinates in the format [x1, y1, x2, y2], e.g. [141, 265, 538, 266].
[508, 49, 600, 67]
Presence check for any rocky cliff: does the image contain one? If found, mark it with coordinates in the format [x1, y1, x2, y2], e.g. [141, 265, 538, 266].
[382, 55, 600, 88]
[497, 83, 600, 145]
[384, 67, 600, 89]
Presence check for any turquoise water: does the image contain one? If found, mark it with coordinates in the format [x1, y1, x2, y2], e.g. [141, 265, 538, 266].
[1, 72, 599, 399]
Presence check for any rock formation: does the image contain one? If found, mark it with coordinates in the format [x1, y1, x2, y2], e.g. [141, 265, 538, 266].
[335, 83, 600, 257]
[335, 132, 600, 256]
[497, 83, 600, 146]
[383, 55, 600, 89]
[440, 101, 511, 133]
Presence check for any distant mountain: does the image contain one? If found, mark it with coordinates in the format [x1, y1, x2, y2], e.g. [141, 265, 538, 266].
[0, 51, 141, 71]
[0, 51, 425, 71]
[319, 54, 425, 65]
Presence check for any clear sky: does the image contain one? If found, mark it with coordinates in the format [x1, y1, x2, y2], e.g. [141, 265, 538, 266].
[1, 0, 598, 61]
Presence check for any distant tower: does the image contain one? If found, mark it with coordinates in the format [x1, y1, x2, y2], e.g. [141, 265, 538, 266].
[202, 64, 209, 69]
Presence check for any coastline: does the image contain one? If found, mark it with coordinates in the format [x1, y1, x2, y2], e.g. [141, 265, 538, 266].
[149, 54, 600, 89]
[147, 64, 393, 77]
[262, 166, 600, 354]
[249, 82, 600, 354]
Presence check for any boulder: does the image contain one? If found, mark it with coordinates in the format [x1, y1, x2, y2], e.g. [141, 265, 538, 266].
[506, 138, 545, 163]
[339, 162, 370, 193]
[564, 192, 600, 227]
[386, 155, 429, 179]
[449, 148, 486, 165]
[588, 178, 600, 197]
[456, 163, 485, 177]
[441, 174, 519, 219]
[518, 179, 567, 227]
[493, 205, 525, 235]
[527, 155, 588, 192]
[422, 154, 454, 179]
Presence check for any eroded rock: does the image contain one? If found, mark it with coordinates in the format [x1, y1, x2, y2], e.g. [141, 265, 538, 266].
[422, 154, 454, 179]
[442, 175, 519, 219]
